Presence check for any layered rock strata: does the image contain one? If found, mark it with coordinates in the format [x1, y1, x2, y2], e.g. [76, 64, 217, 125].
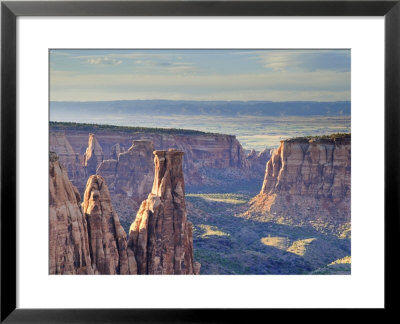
[49, 152, 94, 274]
[128, 149, 200, 274]
[49, 133, 86, 191]
[246, 147, 274, 172]
[247, 135, 351, 237]
[111, 143, 123, 160]
[49, 126, 249, 185]
[82, 175, 137, 274]
[97, 140, 154, 203]
[83, 133, 104, 176]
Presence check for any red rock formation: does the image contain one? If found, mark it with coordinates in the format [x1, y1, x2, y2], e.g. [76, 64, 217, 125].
[96, 141, 155, 224]
[82, 175, 137, 274]
[49, 127, 249, 185]
[83, 133, 104, 176]
[49, 133, 86, 191]
[246, 147, 274, 172]
[97, 140, 154, 202]
[49, 152, 94, 274]
[248, 135, 351, 237]
[127, 149, 200, 274]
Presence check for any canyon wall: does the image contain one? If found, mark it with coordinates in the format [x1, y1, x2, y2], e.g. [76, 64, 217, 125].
[247, 135, 351, 238]
[49, 133, 87, 191]
[97, 140, 154, 203]
[49, 126, 250, 186]
[246, 147, 274, 173]
[128, 150, 200, 274]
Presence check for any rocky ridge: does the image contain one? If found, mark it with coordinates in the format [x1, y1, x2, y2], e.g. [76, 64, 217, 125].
[49, 125, 254, 186]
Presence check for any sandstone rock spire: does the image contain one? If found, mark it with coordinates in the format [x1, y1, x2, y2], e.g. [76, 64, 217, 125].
[128, 149, 200, 274]
[49, 152, 94, 274]
[82, 175, 137, 274]
[83, 133, 104, 176]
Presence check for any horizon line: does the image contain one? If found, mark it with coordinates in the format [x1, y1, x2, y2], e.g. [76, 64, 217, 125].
[50, 99, 351, 103]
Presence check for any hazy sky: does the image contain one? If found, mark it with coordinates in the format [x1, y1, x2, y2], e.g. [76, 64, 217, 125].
[50, 49, 350, 102]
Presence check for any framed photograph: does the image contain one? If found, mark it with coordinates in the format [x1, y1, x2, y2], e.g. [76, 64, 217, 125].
[1, 0, 399, 322]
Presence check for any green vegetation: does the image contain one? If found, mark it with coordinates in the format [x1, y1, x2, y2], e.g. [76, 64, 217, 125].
[285, 133, 351, 143]
[186, 190, 351, 275]
[312, 256, 351, 275]
[49, 121, 228, 137]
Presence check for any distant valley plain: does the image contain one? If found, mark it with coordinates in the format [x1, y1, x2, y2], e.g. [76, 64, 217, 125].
[50, 100, 350, 150]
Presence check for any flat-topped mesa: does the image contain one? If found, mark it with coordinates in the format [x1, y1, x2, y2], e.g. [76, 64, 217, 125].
[48, 124, 251, 186]
[82, 175, 137, 274]
[49, 152, 94, 274]
[128, 149, 200, 274]
[248, 134, 351, 238]
[97, 140, 154, 203]
[83, 133, 104, 176]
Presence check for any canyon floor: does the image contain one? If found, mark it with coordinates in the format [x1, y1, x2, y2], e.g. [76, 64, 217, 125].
[187, 184, 350, 274]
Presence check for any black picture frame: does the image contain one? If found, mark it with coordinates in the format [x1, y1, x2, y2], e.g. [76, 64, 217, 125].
[1, 0, 399, 322]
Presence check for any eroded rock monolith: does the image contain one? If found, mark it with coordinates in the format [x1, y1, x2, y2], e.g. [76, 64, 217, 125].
[128, 149, 200, 274]
[49, 152, 94, 274]
[82, 175, 137, 274]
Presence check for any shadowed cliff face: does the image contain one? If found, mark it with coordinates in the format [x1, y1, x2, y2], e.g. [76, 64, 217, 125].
[49, 152, 94, 274]
[128, 150, 200, 275]
[82, 175, 137, 274]
[247, 136, 351, 238]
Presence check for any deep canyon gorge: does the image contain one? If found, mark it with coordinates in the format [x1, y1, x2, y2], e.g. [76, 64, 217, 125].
[50, 122, 351, 275]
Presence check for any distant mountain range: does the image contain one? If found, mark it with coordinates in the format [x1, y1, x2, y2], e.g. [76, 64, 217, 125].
[50, 100, 350, 117]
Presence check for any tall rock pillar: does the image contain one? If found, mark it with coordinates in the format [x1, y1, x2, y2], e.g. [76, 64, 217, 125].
[128, 149, 199, 274]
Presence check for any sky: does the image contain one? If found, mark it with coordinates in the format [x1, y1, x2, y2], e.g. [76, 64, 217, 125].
[50, 49, 350, 102]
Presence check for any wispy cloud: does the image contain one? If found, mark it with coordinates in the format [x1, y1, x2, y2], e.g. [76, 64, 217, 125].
[87, 57, 123, 65]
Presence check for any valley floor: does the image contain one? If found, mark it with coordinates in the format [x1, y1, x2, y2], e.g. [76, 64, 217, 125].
[185, 183, 351, 275]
